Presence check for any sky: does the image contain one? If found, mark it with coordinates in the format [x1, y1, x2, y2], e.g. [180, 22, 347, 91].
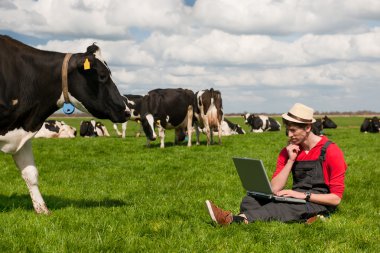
[1, 0, 380, 114]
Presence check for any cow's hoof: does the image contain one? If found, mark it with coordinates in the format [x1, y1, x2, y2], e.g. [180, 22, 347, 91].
[34, 204, 51, 215]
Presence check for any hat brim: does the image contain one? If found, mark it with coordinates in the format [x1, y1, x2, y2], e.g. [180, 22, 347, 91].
[282, 113, 316, 124]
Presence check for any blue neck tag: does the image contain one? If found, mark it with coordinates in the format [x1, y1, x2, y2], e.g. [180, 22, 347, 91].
[63, 102, 75, 115]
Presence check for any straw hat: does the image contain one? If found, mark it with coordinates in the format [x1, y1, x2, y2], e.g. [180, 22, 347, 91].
[282, 103, 316, 124]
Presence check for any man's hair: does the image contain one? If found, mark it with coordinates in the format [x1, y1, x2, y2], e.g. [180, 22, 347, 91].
[282, 119, 310, 129]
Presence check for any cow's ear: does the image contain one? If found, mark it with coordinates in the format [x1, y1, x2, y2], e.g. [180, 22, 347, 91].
[74, 54, 96, 71]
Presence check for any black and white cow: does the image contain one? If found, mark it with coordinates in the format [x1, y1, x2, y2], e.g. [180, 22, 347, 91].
[113, 94, 143, 138]
[360, 117, 380, 133]
[140, 88, 196, 148]
[224, 118, 245, 135]
[0, 35, 129, 214]
[243, 114, 281, 132]
[199, 118, 245, 136]
[34, 120, 77, 138]
[80, 120, 110, 137]
[322, 115, 337, 129]
[194, 88, 224, 145]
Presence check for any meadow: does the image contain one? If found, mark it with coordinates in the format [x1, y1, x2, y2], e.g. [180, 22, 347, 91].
[0, 116, 378, 252]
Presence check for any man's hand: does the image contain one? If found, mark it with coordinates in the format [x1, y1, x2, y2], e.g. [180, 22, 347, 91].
[275, 189, 305, 200]
[286, 144, 300, 162]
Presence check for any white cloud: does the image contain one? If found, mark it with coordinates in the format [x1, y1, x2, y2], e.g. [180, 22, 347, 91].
[1, 0, 379, 112]
[192, 0, 380, 35]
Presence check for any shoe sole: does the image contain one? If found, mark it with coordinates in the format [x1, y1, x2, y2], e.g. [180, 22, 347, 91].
[205, 200, 217, 223]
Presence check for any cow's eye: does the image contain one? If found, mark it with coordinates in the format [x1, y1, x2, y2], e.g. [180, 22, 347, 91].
[99, 74, 108, 82]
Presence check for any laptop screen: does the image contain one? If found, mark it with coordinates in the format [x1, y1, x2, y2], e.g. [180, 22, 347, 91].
[232, 157, 273, 195]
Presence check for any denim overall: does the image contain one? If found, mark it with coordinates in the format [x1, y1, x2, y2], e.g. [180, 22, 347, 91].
[240, 141, 334, 222]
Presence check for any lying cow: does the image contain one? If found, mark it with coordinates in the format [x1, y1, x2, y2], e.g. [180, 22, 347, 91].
[113, 94, 143, 138]
[34, 120, 77, 138]
[199, 118, 245, 136]
[223, 118, 245, 135]
[243, 114, 281, 133]
[140, 88, 196, 148]
[312, 118, 323, 136]
[80, 120, 110, 137]
[360, 117, 380, 133]
[322, 115, 337, 129]
[194, 88, 224, 145]
[0, 35, 129, 214]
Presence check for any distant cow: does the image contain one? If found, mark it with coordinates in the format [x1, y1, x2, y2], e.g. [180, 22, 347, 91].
[312, 118, 323, 136]
[140, 88, 196, 148]
[360, 117, 380, 133]
[243, 114, 281, 133]
[34, 120, 77, 138]
[113, 94, 143, 138]
[199, 119, 245, 136]
[223, 118, 245, 135]
[80, 120, 110, 137]
[322, 115, 337, 129]
[194, 88, 223, 145]
[0, 35, 129, 214]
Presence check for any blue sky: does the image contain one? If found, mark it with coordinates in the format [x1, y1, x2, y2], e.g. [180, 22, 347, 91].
[1, 0, 379, 113]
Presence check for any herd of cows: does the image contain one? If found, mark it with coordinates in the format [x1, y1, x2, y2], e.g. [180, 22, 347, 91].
[1, 35, 379, 214]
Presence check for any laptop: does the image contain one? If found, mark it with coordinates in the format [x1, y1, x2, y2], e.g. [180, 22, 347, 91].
[232, 157, 306, 204]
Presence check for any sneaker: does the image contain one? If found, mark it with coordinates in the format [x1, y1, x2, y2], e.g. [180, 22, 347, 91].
[205, 200, 233, 225]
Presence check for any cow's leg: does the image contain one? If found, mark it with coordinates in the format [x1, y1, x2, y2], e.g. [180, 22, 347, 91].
[195, 123, 201, 145]
[122, 122, 127, 138]
[203, 117, 211, 145]
[218, 122, 222, 145]
[12, 140, 50, 214]
[186, 105, 193, 147]
[210, 127, 214, 145]
[158, 126, 165, 148]
[174, 128, 180, 145]
[136, 123, 142, 137]
[113, 123, 122, 137]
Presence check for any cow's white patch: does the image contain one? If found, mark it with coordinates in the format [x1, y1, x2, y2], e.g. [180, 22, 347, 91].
[244, 113, 251, 123]
[126, 97, 135, 106]
[146, 114, 157, 139]
[259, 115, 269, 130]
[0, 128, 36, 154]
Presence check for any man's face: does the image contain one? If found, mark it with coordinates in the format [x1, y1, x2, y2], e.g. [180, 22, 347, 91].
[287, 125, 308, 145]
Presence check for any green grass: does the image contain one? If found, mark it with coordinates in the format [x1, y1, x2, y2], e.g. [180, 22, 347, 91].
[0, 116, 379, 252]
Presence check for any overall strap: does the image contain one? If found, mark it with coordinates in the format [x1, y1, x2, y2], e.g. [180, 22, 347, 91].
[319, 141, 332, 162]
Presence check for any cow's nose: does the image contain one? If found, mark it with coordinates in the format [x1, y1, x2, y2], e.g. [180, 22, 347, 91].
[125, 110, 131, 121]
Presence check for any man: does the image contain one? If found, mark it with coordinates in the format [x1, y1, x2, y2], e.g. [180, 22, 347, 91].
[206, 103, 347, 224]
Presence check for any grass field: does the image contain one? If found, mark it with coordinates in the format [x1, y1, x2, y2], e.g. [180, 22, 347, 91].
[0, 116, 379, 252]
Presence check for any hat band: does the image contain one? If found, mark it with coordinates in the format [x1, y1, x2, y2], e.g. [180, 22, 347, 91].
[287, 112, 312, 123]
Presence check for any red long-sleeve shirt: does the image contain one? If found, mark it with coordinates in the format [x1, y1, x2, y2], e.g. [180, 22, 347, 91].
[273, 136, 347, 199]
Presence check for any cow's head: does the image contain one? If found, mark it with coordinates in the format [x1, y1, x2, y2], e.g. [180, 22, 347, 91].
[141, 113, 157, 141]
[372, 117, 380, 129]
[246, 115, 263, 130]
[139, 94, 159, 142]
[242, 114, 251, 124]
[66, 44, 130, 123]
[322, 116, 337, 129]
[235, 124, 246, 134]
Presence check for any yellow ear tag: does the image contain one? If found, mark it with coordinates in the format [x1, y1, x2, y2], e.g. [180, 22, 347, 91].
[84, 58, 91, 70]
